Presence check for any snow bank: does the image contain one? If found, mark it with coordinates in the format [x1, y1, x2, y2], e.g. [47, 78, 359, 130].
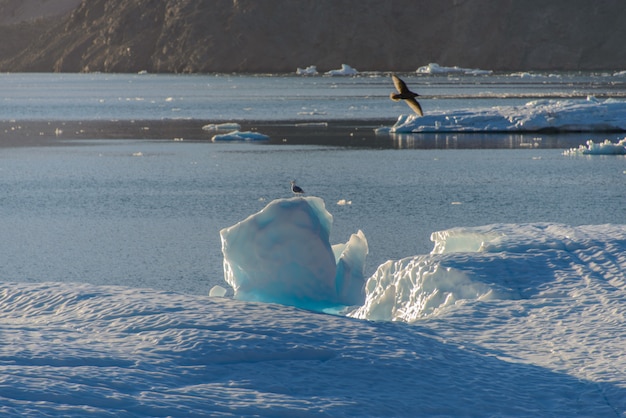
[211, 130, 270, 142]
[380, 98, 626, 133]
[3, 279, 622, 416]
[220, 196, 368, 310]
[350, 223, 626, 322]
[416, 62, 492, 75]
[325, 64, 358, 76]
[563, 138, 626, 155]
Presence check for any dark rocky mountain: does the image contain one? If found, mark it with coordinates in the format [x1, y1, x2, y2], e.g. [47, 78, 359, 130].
[0, 0, 625, 73]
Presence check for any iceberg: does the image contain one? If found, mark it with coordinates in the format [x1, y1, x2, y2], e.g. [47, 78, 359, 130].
[563, 138, 626, 155]
[211, 130, 270, 142]
[325, 64, 358, 76]
[296, 65, 318, 75]
[220, 196, 368, 310]
[416, 63, 492, 75]
[383, 98, 626, 133]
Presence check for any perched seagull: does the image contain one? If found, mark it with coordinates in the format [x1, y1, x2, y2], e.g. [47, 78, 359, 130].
[390, 74, 423, 116]
[290, 180, 304, 194]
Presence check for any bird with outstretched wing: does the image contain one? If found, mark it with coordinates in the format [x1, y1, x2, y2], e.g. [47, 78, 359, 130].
[390, 74, 423, 116]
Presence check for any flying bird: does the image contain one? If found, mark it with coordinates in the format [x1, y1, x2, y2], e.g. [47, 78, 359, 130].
[390, 74, 423, 116]
[290, 180, 304, 194]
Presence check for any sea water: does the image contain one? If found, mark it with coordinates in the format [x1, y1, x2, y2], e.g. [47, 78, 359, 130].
[1, 71, 626, 121]
[1, 140, 623, 295]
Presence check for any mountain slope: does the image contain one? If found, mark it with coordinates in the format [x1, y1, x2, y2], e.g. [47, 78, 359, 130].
[1, 0, 625, 73]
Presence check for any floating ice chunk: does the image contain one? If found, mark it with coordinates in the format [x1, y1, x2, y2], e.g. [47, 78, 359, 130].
[325, 64, 358, 76]
[416, 63, 492, 75]
[297, 110, 327, 116]
[296, 65, 318, 75]
[294, 122, 329, 128]
[202, 122, 242, 132]
[384, 99, 626, 133]
[220, 197, 368, 310]
[209, 285, 227, 297]
[211, 130, 270, 142]
[563, 138, 626, 155]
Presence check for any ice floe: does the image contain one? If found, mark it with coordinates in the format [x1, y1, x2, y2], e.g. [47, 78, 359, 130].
[211, 130, 270, 142]
[378, 98, 626, 133]
[202, 122, 242, 132]
[416, 63, 492, 75]
[325, 64, 359, 76]
[563, 138, 626, 155]
[296, 65, 319, 75]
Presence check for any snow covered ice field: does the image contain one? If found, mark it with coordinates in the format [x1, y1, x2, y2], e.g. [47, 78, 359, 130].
[0, 71, 625, 416]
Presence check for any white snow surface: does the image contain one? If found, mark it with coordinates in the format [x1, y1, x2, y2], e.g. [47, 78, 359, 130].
[2, 197, 626, 416]
[379, 97, 626, 133]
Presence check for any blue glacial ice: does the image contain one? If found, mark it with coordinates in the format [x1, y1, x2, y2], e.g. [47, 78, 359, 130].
[211, 130, 270, 142]
[219, 196, 368, 310]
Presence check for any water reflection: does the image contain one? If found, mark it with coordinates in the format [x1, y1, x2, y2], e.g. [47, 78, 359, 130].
[387, 132, 586, 149]
[262, 121, 604, 150]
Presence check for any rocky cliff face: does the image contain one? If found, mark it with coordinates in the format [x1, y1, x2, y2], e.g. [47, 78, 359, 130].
[1, 0, 625, 73]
